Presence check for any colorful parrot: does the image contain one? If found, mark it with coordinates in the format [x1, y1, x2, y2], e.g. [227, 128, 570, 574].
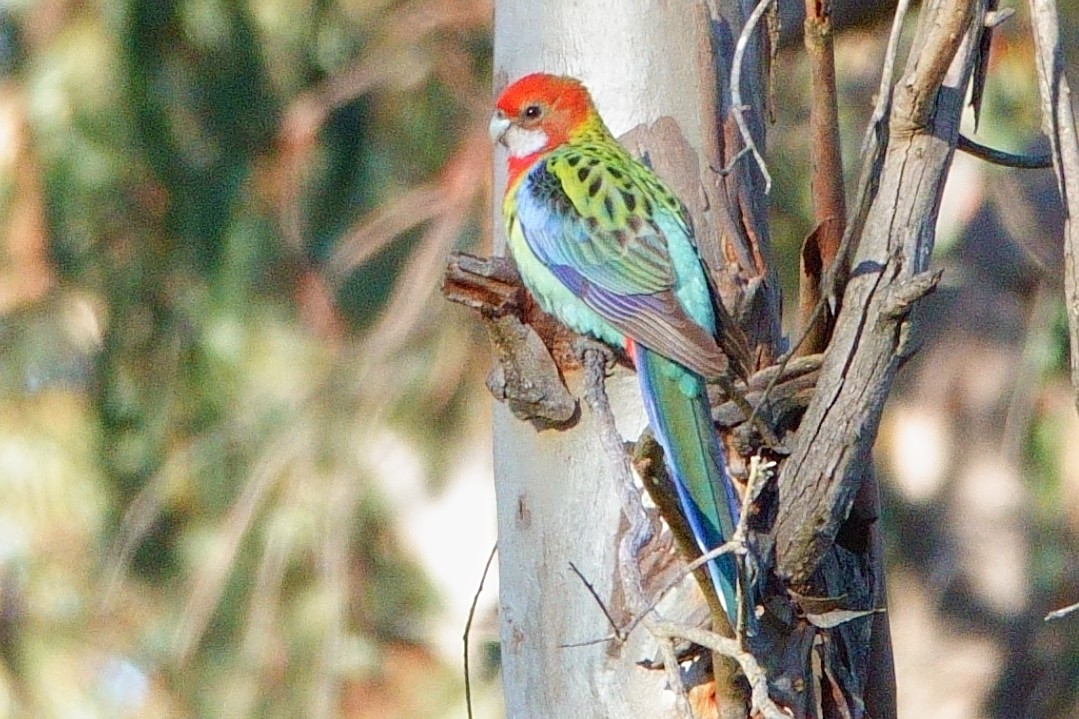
[490, 73, 743, 625]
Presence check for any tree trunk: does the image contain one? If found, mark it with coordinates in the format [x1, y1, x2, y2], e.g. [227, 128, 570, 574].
[487, 0, 997, 716]
[494, 373, 679, 718]
[490, 3, 773, 717]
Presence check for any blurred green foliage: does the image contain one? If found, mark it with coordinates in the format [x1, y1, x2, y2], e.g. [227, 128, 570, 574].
[3, 1, 1079, 717]
[0, 0, 493, 717]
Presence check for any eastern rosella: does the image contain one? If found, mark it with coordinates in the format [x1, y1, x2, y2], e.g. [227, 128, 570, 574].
[490, 73, 742, 624]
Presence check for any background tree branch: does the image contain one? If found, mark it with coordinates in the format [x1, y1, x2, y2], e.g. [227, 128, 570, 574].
[775, 0, 981, 587]
[1026, 0, 1079, 413]
[742, 1, 988, 716]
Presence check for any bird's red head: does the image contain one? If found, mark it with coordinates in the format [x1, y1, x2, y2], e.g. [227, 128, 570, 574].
[490, 73, 601, 180]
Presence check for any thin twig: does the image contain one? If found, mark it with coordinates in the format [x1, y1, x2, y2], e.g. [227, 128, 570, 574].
[752, 0, 912, 423]
[1045, 601, 1079, 621]
[648, 620, 789, 719]
[568, 561, 626, 641]
[580, 350, 693, 717]
[673, 541, 743, 599]
[714, 145, 752, 176]
[731, 455, 775, 634]
[729, 0, 775, 193]
[735, 455, 775, 548]
[860, 0, 912, 160]
[464, 543, 497, 719]
[957, 133, 1053, 168]
[559, 633, 621, 649]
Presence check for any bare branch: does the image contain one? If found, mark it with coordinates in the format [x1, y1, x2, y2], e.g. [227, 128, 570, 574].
[647, 620, 789, 719]
[860, 0, 912, 161]
[464, 543, 498, 719]
[776, 0, 981, 583]
[1026, 0, 1079, 413]
[567, 561, 626, 641]
[957, 133, 1053, 168]
[1045, 601, 1079, 621]
[893, 0, 977, 131]
[729, 0, 776, 192]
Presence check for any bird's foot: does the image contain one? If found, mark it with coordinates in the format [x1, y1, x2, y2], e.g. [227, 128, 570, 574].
[572, 336, 618, 374]
[717, 375, 788, 454]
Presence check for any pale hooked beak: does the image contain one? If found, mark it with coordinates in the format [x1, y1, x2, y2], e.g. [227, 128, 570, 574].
[489, 111, 511, 146]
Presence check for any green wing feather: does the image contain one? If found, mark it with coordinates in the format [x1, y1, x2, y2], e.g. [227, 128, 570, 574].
[512, 140, 732, 379]
[504, 136, 744, 624]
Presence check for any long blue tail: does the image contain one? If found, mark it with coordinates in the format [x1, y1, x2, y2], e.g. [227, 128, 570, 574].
[632, 343, 740, 625]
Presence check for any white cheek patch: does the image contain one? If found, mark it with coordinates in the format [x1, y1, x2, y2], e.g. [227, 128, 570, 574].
[505, 126, 548, 158]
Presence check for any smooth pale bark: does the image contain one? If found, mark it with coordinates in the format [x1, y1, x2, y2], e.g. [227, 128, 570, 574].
[493, 373, 677, 719]
[491, 4, 746, 717]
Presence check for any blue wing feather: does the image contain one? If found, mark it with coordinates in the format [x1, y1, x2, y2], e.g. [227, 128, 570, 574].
[516, 155, 732, 379]
[507, 139, 743, 627]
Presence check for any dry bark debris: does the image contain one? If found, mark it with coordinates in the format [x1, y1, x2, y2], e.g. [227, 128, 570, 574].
[443, 252, 583, 430]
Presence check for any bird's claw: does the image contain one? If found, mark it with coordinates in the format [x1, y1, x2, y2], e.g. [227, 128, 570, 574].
[572, 336, 618, 374]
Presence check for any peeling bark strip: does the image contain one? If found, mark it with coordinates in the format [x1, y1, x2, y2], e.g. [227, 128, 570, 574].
[800, 0, 847, 355]
[796, 221, 839, 358]
[803, 5, 845, 240]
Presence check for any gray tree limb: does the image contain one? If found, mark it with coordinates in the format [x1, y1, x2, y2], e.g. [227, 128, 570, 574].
[1025, 0, 1079, 414]
[747, 2, 985, 716]
[775, 0, 980, 590]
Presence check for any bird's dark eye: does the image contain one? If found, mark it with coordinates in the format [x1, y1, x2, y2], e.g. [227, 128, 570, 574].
[523, 104, 542, 119]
